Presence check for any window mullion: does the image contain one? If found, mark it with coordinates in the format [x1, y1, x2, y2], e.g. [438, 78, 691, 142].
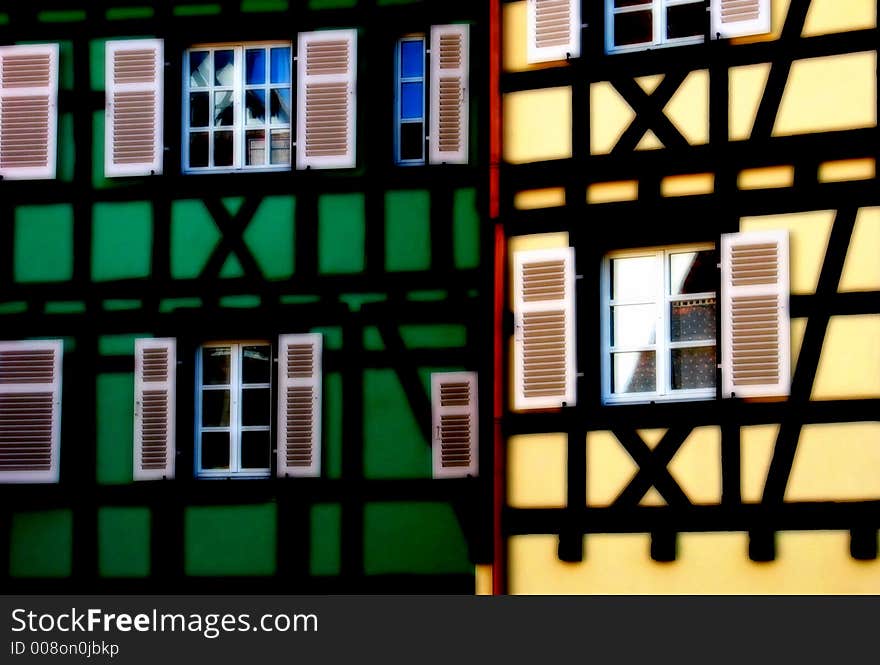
[657, 250, 669, 397]
[231, 343, 241, 474]
[655, 0, 664, 46]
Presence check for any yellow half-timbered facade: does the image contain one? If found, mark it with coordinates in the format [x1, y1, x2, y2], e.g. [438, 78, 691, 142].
[495, 0, 880, 594]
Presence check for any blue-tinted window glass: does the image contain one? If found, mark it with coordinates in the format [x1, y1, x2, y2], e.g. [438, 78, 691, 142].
[400, 40, 423, 78]
[214, 50, 235, 86]
[401, 82, 423, 120]
[246, 49, 266, 85]
[270, 47, 291, 84]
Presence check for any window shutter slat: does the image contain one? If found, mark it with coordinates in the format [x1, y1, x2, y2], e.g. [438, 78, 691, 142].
[296, 30, 356, 170]
[526, 0, 580, 63]
[721, 230, 790, 398]
[0, 44, 58, 180]
[711, 0, 771, 39]
[0, 340, 62, 483]
[133, 338, 175, 480]
[105, 39, 163, 177]
[513, 247, 577, 410]
[277, 333, 322, 477]
[429, 24, 469, 165]
[431, 371, 478, 478]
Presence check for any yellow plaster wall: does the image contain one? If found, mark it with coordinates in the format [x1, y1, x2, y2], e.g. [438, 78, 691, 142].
[507, 434, 568, 508]
[840, 208, 880, 293]
[661, 173, 715, 197]
[729, 63, 772, 141]
[590, 82, 635, 155]
[788, 423, 880, 501]
[664, 70, 709, 146]
[514, 187, 566, 210]
[635, 130, 664, 151]
[587, 180, 639, 204]
[741, 424, 778, 503]
[802, 0, 876, 37]
[819, 158, 876, 183]
[738, 165, 795, 190]
[475, 565, 493, 595]
[504, 87, 573, 164]
[790, 316, 807, 373]
[774, 52, 877, 136]
[508, 531, 880, 594]
[586, 431, 639, 507]
[739, 210, 834, 295]
[812, 314, 880, 400]
[668, 427, 722, 504]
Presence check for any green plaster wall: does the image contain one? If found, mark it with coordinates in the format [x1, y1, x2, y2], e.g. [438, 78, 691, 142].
[324, 372, 343, 480]
[385, 190, 431, 272]
[99, 334, 146, 356]
[453, 188, 480, 269]
[400, 324, 467, 349]
[364, 369, 430, 479]
[97, 373, 135, 485]
[244, 196, 295, 279]
[98, 507, 150, 577]
[241, 0, 289, 12]
[106, 7, 155, 20]
[9, 510, 73, 578]
[171, 200, 221, 279]
[310, 503, 341, 576]
[308, 0, 356, 8]
[92, 202, 153, 281]
[364, 502, 471, 575]
[14, 204, 74, 283]
[185, 504, 277, 576]
[319, 193, 365, 274]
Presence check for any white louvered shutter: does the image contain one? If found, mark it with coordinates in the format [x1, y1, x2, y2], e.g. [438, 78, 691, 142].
[133, 338, 175, 480]
[0, 44, 58, 180]
[0, 340, 62, 483]
[296, 30, 356, 170]
[431, 372, 478, 479]
[277, 334, 322, 477]
[711, 0, 771, 39]
[721, 230, 790, 398]
[429, 24, 469, 165]
[526, 0, 581, 63]
[105, 39, 163, 177]
[513, 247, 577, 410]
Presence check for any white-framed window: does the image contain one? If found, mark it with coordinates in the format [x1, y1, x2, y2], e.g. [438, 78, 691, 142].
[0, 340, 62, 483]
[195, 341, 272, 478]
[394, 35, 427, 165]
[183, 43, 292, 173]
[601, 244, 718, 404]
[605, 0, 705, 54]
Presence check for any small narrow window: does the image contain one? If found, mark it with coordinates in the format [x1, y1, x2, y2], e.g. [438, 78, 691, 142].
[601, 245, 717, 403]
[605, 0, 705, 54]
[183, 43, 292, 172]
[196, 342, 272, 478]
[395, 36, 426, 165]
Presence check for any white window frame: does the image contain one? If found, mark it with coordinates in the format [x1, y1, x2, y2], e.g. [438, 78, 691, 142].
[195, 341, 272, 478]
[605, 0, 705, 55]
[182, 42, 293, 174]
[601, 243, 717, 405]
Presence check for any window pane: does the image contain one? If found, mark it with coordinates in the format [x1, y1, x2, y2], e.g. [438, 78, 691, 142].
[214, 131, 234, 167]
[400, 40, 424, 78]
[401, 81, 423, 120]
[201, 389, 230, 427]
[242, 345, 271, 384]
[669, 250, 717, 295]
[399, 122, 424, 162]
[241, 430, 270, 470]
[214, 91, 234, 126]
[189, 50, 210, 87]
[270, 88, 291, 125]
[246, 130, 266, 166]
[189, 132, 209, 168]
[612, 351, 656, 394]
[270, 130, 291, 165]
[189, 92, 209, 127]
[214, 49, 235, 86]
[270, 47, 291, 84]
[202, 346, 231, 385]
[241, 388, 271, 427]
[614, 0, 651, 7]
[612, 304, 657, 348]
[667, 2, 705, 40]
[246, 48, 266, 85]
[670, 298, 716, 342]
[671, 347, 716, 390]
[614, 10, 653, 47]
[201, 431, 230, 470]
[245, 89, 266, 126]
[611, 255, 657, 301]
